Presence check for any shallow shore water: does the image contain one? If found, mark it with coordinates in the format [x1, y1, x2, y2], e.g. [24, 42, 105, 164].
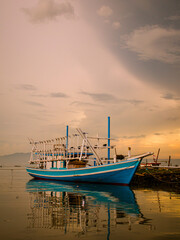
[0, 168, 180, 240]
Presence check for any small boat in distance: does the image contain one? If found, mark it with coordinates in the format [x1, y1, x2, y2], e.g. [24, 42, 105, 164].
[26, 126, 153, 185]
[141, 149, 161, 167]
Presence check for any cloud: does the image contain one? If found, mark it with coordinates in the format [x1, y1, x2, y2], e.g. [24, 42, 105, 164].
[16, 84, 36, 91]
[80, 91, 117, 102]
[112, 21, 120, 29]
[123, 25, 180, 64]
[161, 92, 180, 101]
[50, 92, 68, 98]
[121, 135, 146, 139]
[80, 91, 143, 105]
[154, 132, 164, 136]
[71, 101, 101, 107]
[167, 15, 180, 21]
[23, 0, 75, 23]
[97, 5, 113, 17]
[31, 94, 47, 98]
[24, 101, 44, 107]
[167, 116, 179, 121]
[31, 92, 68, 98]
[120, 99, 144, 105]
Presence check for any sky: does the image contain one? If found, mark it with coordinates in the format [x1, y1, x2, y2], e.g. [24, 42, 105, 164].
[1, 0, 180, 159]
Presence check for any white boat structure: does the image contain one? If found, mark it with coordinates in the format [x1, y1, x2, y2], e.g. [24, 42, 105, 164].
[27, 121, 153, 185]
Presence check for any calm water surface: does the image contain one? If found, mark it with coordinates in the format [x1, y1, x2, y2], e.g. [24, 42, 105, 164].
[0, 168, 180, 240]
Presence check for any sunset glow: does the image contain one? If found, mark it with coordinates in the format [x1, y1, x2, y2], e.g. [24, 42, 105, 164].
[1, 0, 180, 160]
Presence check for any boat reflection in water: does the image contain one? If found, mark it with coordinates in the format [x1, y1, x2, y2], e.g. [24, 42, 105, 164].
[26, 180, 148, 237]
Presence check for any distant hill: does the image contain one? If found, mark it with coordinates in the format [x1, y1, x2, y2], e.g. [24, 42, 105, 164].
[0, 152, 30, 167]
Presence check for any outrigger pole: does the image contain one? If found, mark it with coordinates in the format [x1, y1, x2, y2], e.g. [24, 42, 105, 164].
[64, 125, 69, 168]
[76, 128, 103, 165]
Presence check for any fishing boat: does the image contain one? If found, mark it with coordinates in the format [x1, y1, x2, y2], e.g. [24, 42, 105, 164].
[26, 123, 153, 185]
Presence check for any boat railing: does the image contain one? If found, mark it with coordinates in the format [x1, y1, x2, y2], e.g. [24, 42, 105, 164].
[29, 128, 120, 168]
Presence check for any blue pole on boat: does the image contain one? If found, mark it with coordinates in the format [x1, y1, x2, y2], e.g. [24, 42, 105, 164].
[66, 125, 69, 150]
[108, 116, 110, 162]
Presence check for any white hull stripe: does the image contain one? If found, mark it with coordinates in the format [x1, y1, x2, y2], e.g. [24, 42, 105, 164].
[27, 159, 139, 173]
[28, 165, 135, 178]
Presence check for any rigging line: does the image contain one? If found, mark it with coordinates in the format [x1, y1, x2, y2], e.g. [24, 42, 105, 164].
[145, 168, 179, 184]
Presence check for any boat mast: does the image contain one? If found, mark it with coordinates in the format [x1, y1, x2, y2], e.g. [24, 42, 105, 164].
[66, 125, 69, 150]
[108, 116, 110, 161]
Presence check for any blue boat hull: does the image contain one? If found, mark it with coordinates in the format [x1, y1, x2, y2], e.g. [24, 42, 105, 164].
[26, 158, 141, 185]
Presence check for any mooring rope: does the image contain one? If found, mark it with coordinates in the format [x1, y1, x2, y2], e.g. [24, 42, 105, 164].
[145, 168, 179, 184]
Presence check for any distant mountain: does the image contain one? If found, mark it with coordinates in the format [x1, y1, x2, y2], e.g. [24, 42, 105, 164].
[0, 152, 30, 167]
